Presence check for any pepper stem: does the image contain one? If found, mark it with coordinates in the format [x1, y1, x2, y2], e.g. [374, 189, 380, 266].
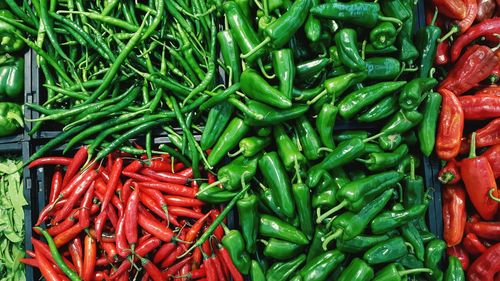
[355, 158, 371, 164]
[430, 7, 439, 26]
[399, 268, 434, 276]
[240, 37, 271, 59]
[318, 147, 334, 154]
[258, 59, 276, 79]
[197, 179, 225, 194]
[306, 89, 328, 105]
[378, 15, 403, 27]
[321, 228, 342, 250]
[316, 201, 347, 223]
[410, 157, 415, 180]
[363, 132, 385, 143]
[227, 148, 243, 158]
[438, 26, 459, 43]
[294, 158, 302, 184]
[488, 188, 500, 203]
[469, 132, 477, 158]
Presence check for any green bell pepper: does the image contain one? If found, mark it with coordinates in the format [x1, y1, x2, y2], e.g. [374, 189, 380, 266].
[0, 102, 22, 137]
[0, 10, 25, 54]
[0, 55, 23, 101]
[337, 258, 374, 281]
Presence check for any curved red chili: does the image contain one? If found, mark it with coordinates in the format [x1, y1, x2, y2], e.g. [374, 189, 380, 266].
[115, 215, 129, 258]
[138, 209, 174, 242]
[152, 242, 176, 265]
[33, 242, 62, 281]
[140, 257, 164, 281]
[140, 168, 188, 185]
[164, 256, 192, 279]
[28, 157, 72, 169]
[451, 18, 500, 61]
[62, 146, 88, 188]
[47, 216, 76, 237]
[185, 211, 212, 243]
[101, 242, 119, 263]
[124, 183, 139, 248]
[53, 223, 86, 248]
[139, 182, 196, 198]
[68, 238, 83, 277]
[49, 168, 63, 204]
[164, 196, 205, 207]
[217, 244, 244, 281]
[82, 234, 97, 281]
[78, 184, 95, 229]
[101, 158, 123, 212]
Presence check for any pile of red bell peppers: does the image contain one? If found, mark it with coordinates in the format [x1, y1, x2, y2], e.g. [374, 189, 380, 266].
[23, 146, 245, 281]
[431, 0, 500, 279]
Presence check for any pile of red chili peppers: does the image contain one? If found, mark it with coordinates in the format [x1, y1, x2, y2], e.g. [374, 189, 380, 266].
[432, 0, 500, 279]
[22, 146, 245, 281]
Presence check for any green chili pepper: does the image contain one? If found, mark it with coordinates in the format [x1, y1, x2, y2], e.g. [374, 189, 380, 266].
[293, 86, 324, 102]
[364, 57, 401, 80]
[262, 238, 305, 260]
[364, 237, 410, 265]
[416, 9, 441, 78]
[337, 234, 390, 253]
[240, 69, 292, 109]
[257, 184, 288, 220]
[196, 185, 239, 204]
[337, 258, 374, 281]
[419, 230, 437, 243]
[272, 49, 295, 100]
[399, 78, 438, 110]
[266, 254, 306, 281]
[221, 224, 252, 274]
[207, 117, 249, 167]
[232, 136, 271, 158]
[0, 10, 25, 53]
[310, 2, 402, 28]
[369, 22, 397, 50]
[358, 144, 409, 171]
[218, 30, 241, 84]
[424, 239, 446, 281]
[304, 0, 321, 42]
[333, 130, 369, 142]
[397, 254, 425, 269]
[0, 56, 23, 101]
[381, 0, 411, 21]
[378, 110, 423, 146]
[373, 263, 433, 281]
[273, 124, 307, 171]
[296, 57, 330, 81]
[444, 256, 465, 281]
[371, 204, 427, 234]
[357, 94, 399, 123]
[306, 225, 326, 262]
[403, 158, 428, 231]
[259, 214, 308, 245]
[218, 155, 258, 191]
[321, 72, 368, 101]
[250, 260, 267, 281]
[295, 116, 322, 161]
[418, 92, 442, 157]
[335, 28, 366, 71]
[316, 103, 338, 150]
[401, 220, 426, 261]
[237, 193, 259, 253]
[234, 99, 309, 126]
[365, 44, 399, 55]
[339, 81, 407, 119]
[397, 155, 421, 173]
[299, 250, 345, 281]
[259, 152, 295, 218]
[397, 1, 418, 62]
[293, 181, 314, 239]
[0, 102, 22, 137]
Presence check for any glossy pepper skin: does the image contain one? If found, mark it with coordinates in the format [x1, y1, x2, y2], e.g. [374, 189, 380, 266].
[316, 102, 338, 149]
[460, 95, 500, 120]
[442, 184, 466, 247]
[323, 72, 368, 98]
[272, 49, 295, 100]
[360, 144, 409, 172]
[306, 225, 326, 262]
[364, 237, 409, 265]
[397, 0, 419, 63]
[311, 2, 398, 28]
[262, 238, 304, 260]
[296, 58, 330, 81]
[467, 243, 500, 281]
[266, 254, 306, 281]
[418, 92, 442, 157]
[334, 28, 366, 71]
[373, 263, 433, 281]
[207, 117, 249, 167]
[298, 250, 345, 281]
[218, 155, 258, 191]
[200, 102, 234, 150]
[381, 0, 411, 22]
[399, 78, 438, 111]
[370, 23, 397, 50]
[240, 69, 292, 109]
[273, 124, 306, 171]
[292, 182, 314, 239]
[236, 136, 270, 157]
[357, 94, 399, 123]
[416, 11, 441, 78]
[433, 0, 467, 19]
[240, 100, 309, 126]
[258, 152, 295, 218]
[483, 144, 500, 178]
[447, 245, 470, 271]
[259, 214, 308, 245]
[250, 260, 266, 281]
[364, 57, 401, 81]
[0, 56, 23, 101]
[196, 184, 239, 204]
[0, 10, 25, 54]
[476, 118, 500, 147]
[221, 228, 251, 274]
[295, 116, 322, 161]
[425, 239, 446, 281]
[445, 256, 466, 281]
[337, 258, 374, 281]
[0, 102, 22, 137]
[461, 133, 498, 220]
[402, 158, 428, 231]
[237, 193, 259, 253]
[436, 89, 464, 161]
[401, 221, 426, 262]
[336, 234, 390, 253]
[218, 30, 241, 84]
[371, 204, 427, 234]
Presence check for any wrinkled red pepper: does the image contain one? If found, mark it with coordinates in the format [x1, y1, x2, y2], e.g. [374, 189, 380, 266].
[476, 118, 500, 147]
[439, 0, 478, 41]
[476, 85, 500, 96]
[476, 0, 496, 22]
[435, 42, 450, 65]
[468, 242, 500, 281]
[433, 0, 467, 19]
[463, 232, 489, 255]
[467, 221, 500, 240]
[436, 89, 464, 160]
[451, 18, 500, 61]
[446, 245, 470, 270]
[443, 184, 467, 246]
[460, 95, 500, 120]
[438, 159, 461, 184]
[483, 144, 500, 178]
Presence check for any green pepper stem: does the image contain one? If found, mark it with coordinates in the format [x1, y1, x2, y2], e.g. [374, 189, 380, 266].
[355, 158, 371, 164]
[228, 98, 265, 120]
[321, 228, 342, 250]
[438, 26, 459, 43]
[410, 157, 415, 180]
[258, 59, 276, 79]
[399, 268, 434, 276]
[404, 242, 414, 253]
[294, 158, 302, 184]
[197, 179, 226, 194]
[240, 37, 271, 59]
[378, 15, 403, 27]
[363, 132, 385, 143]
[489, 188, 500, 203]
[316, 201, 347, 223]
[469, 132, 477, 158]
[306, 89, 328, 105]
[194, 6, 216, 17]
[430, 7, 439, 26]
[227, 148, 243, 158]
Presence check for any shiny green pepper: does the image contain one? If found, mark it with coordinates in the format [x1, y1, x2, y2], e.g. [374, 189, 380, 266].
[0, 55, 23, 101]
[0, 10, 25, 54]
[0, 102, 22, 137]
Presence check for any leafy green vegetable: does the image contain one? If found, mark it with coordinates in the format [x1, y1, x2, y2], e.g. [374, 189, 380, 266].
[0, 157, 25, 281]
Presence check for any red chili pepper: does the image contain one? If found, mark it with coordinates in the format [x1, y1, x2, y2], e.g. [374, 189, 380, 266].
[164, 196, 205, 207]
[68, 238, 83, 276]
[57, 167, 97, 205]
[463, 232, 489, 255]
[33, 242, 62, 281]
[184, 268, 206, 279]
[109, 237, 161, 280]
[433, 0, 467, 19]
[177, 262, 191, 281]
[138, 207, 175, 242]
[62, 146, 88, 188]
[121, 179, 133, 203]
[20, 258, 39, 268]
[141, 273, 150, 281]
[461, 132, 499, 220]
[467, 242, 500, 281]
[153, 242, 177, 265]
[122, 171, 159, 183]
[435, 41, 450, 65]
[483, 144, 500, 178]
[211, 254, 227, 281]
[202, 253, 218, 281]
[94, 190, 119, 229]
[467, 221, 500, 240]
[142, 187, 169, 218]
[169, 206, 205, 220]
[125, 183, 139, 249]
[141, 257, 164, 281]
[93, 271, 110, 281]
[53, 223, 86, 248]
[35, 199, 68, 226]
[47, 216, 76, 237]
[115, 215, 129, 258]
[216, 245, 244, 281]
[102, 158, 123, 212]
[95, 257, 110, 267]
[94, 178, 124, 217]
[438, 159, 461, 184]
[209, 210, 225, 242]
[101, 242, 119, 263]
[160, 244, 187, 269]
[82, 234, 97, 281]
[94, 210, 108, 242]
[31, 238, 77, 272]
[476, 85, 500, 96]
[202, 239, 212, 257]
[476, 118, 500, 147]
[443, 184, 467, 247]
[439, 0, 478, 41]
[28, 157, 72, 169]
[207, 173, 216, 185]
[177, 167, 194, 178]
[447, 245, 470, 270]
[147, 159, 172, 172]
[78, 184, 94, 229]
[49, 168, 63, 204]
[164, 256, 193, 279]
[439, 45, 499, 96]
[185, 211, 212, 243]
[139, 182, 196, 198]
[140, 168, 189, 185]
[436, 89, 464, 160]
[460, 95, 500, 120]
[88, 229, 115, 243]
[451, 18, 500, 61]
[192, 247, 202, 269]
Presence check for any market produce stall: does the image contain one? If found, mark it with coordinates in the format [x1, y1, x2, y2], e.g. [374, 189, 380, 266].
[0, 0, 498, 280]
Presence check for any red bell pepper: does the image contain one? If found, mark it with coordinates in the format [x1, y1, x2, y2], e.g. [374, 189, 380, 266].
[436, 89, 464, 160]
[438, 159, 461, 184]
[476, 118, 500, 147]
[443, 184, 467, 246]
[463, 233, 489, 255]
[433, 0, 467, 20]
[468, 242, 500, 281]
[467, 221, 500, 240]
[460, 95, 500, 120]
[483, 144, 500, 178]
[460, 132, 499, 220]
[446, 245, 470, 270]
[439, 45, 499, 95]
[451, 18, 500, 61]
[439, 0, 478, 41]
